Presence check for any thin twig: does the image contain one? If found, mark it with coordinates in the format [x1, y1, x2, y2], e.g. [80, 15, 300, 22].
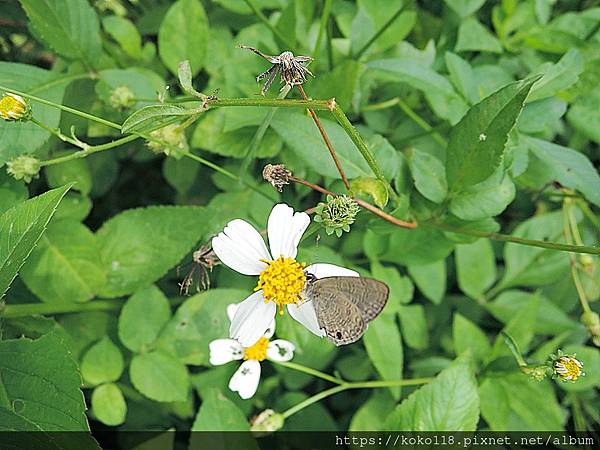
[291, 176, 417, 229]
[296, 84, 351, 191]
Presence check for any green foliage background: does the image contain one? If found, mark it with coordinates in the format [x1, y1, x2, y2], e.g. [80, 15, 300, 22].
[1, 0, 600, 443]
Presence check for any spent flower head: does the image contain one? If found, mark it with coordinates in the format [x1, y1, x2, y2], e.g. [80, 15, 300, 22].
[0, 92, 31, 121]
[147, 124, 188, 159]
[547, 350, 585, 382]
[109, 85, 135, 111]
[6, 155, 41, 183]
[314, 195, 360, 237]
[263, 163, 291, 192]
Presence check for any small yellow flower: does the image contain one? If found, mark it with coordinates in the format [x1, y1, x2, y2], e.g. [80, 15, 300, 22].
[0, 93, 31, 121]
[553, 354, 584, 382]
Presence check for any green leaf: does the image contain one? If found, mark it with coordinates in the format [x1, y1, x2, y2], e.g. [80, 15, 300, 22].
[270, 111, 398, 180]
[526, 136, 600, 207]
[488, 290, 577, 335]
[453, 314, 491, 362]
[121, 104, 199, 134]
[444, 0, 486, 18]
[382, 227, 454, 267]
[529, 49, 584, 102]
[96, 68, 165, 111]
[349, 390, 396, 431]
[407, 260, 446, 304]
[0, 185, 70, 298]
[384, 355, 479, 431]
[455, 17, 503, 53]
[363, 314, 403, 399]
[370, 261, 414, 307]
[497, 211, 570, 290]
[0, 332, 90, 430]
[102, 16, 142, 59]
[158, 0, 209, 76]
[91, 383, 127, 426]
[449, 172, 516, 221]
[567, 84, 600, 144]
[480, 374, 564, 430]
[157, 289, 247, 365]
[20, 220, 106, 304]
[407, 148, 447, 203]
[351, 177, 388, 208]
[0, 63, 66, 162]
[19, 0, 101, 66]
[45, 156, 92, 195]
[311, 60, 363, 111]
[118, 285, 171, 353]
[130, 350, 189, 402]
[0, 173, 27, 215]
[490, 294, 539, 359]
[446, 78, 536, 191]
[454, 239, 496, 299]
[96, 205, 209, 298]
[397, 305, 429, 350]
[80, 337, 124, 386]
[163, 156, 199, 194]
[445, 51, 479, 104]
[192, 388, 250, 431]
[178, 60, 206, 99]
[557, 345, 600, 392]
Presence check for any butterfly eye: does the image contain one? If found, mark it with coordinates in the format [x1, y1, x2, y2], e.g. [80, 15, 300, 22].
[305, 272, 317, 284]
[336, 332, 342, 339]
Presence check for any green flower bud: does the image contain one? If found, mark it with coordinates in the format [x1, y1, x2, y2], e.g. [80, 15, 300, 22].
[146, 124, 188, 159]
[6, 155, 41, 183]
[581, 311, 600, 346]
[109, 85, 135, 111]
[250, 409, 284, 434]
[522, 365, 551, 382]
[0, 93, 31, 121]
[314, 195, 360, 237]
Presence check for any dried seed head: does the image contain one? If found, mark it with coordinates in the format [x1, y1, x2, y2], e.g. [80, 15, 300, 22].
[6, 155, 41, 183]
[262, 164, 292, 192]
[314, 195, 360, 237]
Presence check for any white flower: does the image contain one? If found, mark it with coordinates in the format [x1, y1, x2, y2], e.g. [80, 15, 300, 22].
[212, 203, 358, 347]
[209, 303, 295, 399]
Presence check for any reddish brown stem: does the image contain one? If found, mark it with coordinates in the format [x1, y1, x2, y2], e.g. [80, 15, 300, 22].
[296, 85, 351, 191]
[291, 176, 417, 229]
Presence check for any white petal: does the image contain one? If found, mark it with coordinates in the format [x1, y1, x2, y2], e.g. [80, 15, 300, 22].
[229, 291, 277, 347]
[267, 339, 295, 362]
[267, 203, 310, 259]
[227, 303, 239, 322]
[209, 339, 244, 365]
[212, 219, 271, 275]
[228, 360, 261, 400]
[305, 263, 359, 279]
[264, 317, 276, 339]
[287, 301, 325, 337]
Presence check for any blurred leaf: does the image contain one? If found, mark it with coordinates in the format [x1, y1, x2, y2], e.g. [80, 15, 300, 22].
[118, 285, 171, 353]
[445, 51, 479, 104]
[91, 383, 127, 426]
[407, 148, 447, 204]
[453, 314, 491, 362]
[383, 227, 454, 266]
[455, 18, 503, 54]
[529, 49, 584, 102]
[351, 177, 388, 208]
[0, 173, 27, 215]
[384, 355, 479, 431]
[81, 336, 124, 386]
[96, 68, 165, 110]
[526, 136, 600, 207]
[163, 157, 200, 194]
[0, 184, 70, 298]
[407, 260, 446, 304]
[490, 294, 539, 359]
[446, 78, 536, 192]
[102, 16, 142, 59]
[158, 0, 209, 76]
[449, 172, 515, 221]
[455, 239, 496, 299]
[444, 0, 486, 18]
[20, 220, 106, 304]
[370, 261, 414, 308]
[191, 388, 250, 431]
[398, 304, 428, 350]
[19, 0, 101, 66]
[480, 374, 564, 430]
[45, 157, 92, 196]
[363, 314, 403, 399]
[0, 63, 66, 163]
[311, 61, 363, 111]
[130, 350, 189, 402]
[349, 390, 396, 431]
[96, 206, 209, 297]
[568, 84, 600, 144]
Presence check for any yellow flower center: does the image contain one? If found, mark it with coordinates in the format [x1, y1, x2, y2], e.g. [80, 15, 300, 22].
[243, 336, 270, 361]
[0, 94, 26, 120]
[555, 356, 583, 381]
[255, 256, 306, 314]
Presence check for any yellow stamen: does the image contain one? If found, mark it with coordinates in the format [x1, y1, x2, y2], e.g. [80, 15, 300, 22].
[243, 336, 270, 361]
[554, 356, 583, 381]
[255, 256, 306, 314]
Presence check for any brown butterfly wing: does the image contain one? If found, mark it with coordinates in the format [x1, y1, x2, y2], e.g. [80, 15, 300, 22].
[309, 281, 367, 346]
[316, 277, 389, 322]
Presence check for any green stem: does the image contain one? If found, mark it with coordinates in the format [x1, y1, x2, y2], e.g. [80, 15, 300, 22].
[209, 97, 331, 110]
[576, 199, 600, 232]
[432, 222, 600, 255]
[361, 97, 400, 112]
[330, 104, 398, 202]
[242, 0, 297, 51]
[271, 360, 343, 385]
[396, 98, 447, 147]
[354, 4, 406, 59]
[326, 16, 334, 70]
[40, 134, 139, 166]
[281, 377, 432, 419]
[313, 0, 333, 63]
